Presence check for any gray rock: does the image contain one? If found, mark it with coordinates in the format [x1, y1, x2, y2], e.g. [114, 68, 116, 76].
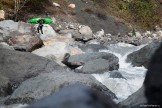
[109, 70, 126, 80]
[0, 20, 33, 40]
[0, 48, 61, 95]
[32, 42, 71, 62]
[119, 86, 147, 108]
[79, 44, 108, 53]
[0, 42, 14, 50]
[63, 33, 72, 38]
[59, 29, 82, 40]
[77, 58, 119, 74]
[0, 96, 10, 105]
[126, 41, 161, 68]
[34, 24, 57, 40]
[27, 85, 118, 108]
[67, 52, 119, 68]
[144, 42, 162, 106]
[0, 75, 9, 97]
[79, 26, 93, 40]
[0, 29, 3, 41]
[94, 29, 105, 38]
[5, 70, 117, 105]
[59, 27, 92, 41]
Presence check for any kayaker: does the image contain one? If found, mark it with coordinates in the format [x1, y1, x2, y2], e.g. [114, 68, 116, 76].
[37, 18, 45, 34]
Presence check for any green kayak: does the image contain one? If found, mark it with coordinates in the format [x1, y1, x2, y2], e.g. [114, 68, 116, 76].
[29, 18, 53, 24]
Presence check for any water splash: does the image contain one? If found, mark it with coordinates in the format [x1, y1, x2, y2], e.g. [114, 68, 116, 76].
[93, 43, 147, 102]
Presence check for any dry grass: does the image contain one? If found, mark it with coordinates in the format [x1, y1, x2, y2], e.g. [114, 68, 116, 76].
[92, 0, 162, 29]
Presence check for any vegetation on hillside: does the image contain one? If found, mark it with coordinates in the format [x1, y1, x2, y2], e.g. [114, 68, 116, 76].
[0, 0, 161, 30]
[92, 0, 162, 30]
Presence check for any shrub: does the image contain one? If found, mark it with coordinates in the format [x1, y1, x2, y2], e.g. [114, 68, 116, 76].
[128, 0, 161, 29]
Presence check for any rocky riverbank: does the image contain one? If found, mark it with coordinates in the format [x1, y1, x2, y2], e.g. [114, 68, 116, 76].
[0, 19, 162, 108]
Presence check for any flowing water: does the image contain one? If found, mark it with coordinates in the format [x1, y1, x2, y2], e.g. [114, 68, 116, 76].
[1, 43, 148, 108]
[92, 43, 147, 103]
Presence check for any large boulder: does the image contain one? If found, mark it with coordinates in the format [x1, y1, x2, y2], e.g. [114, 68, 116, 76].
[34, 24, 57, 40]
[76, 58, 119, 74]
[79, 44, 108, 53]
[27, 85, 118, 108]
[5, 70, 117, 105]
[33, 42, 84, 66]
[66, 52, 119, 68]
[7, 35, 43, 52]
[144, 43, 162, 106]
[126, 42, 161, 68]
[0, 48, 61, 95]
[0, 20, 33, 40]
[119, 86, 147, 108]
[32, 42, 70, 62]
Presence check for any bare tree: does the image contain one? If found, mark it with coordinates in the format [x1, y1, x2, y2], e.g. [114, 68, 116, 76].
[14, 0, 30, 21]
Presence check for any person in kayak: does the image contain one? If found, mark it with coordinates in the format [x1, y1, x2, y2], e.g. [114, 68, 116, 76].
[37, 18, 45, 34]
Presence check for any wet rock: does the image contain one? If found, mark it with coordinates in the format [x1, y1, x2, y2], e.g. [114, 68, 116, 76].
[144, 42, 162, 106]
[79, 44, 108, 53]
[27, 85, 118, 108]
[109, 70, 126, 80]
[66, 52, 119, 68]
[5, 70, 117, 105]
[7, 35, 43, 52]
[126, 41, 161, 68]
[119, 86, 147, 108]
[0, 48, 61, 95]
[76, 58, 119, 74]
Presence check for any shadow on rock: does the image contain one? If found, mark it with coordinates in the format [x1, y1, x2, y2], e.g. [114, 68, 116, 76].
[144, 43, 162, 106]
[26, 84, 118, 108]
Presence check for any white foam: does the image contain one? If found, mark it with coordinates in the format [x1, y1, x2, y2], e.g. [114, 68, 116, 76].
[0, 104, 28, 108]
[93, 43, 147, 103]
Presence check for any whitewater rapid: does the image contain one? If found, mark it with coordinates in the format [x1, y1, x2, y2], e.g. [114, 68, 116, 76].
[92, 43, 147, 103]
